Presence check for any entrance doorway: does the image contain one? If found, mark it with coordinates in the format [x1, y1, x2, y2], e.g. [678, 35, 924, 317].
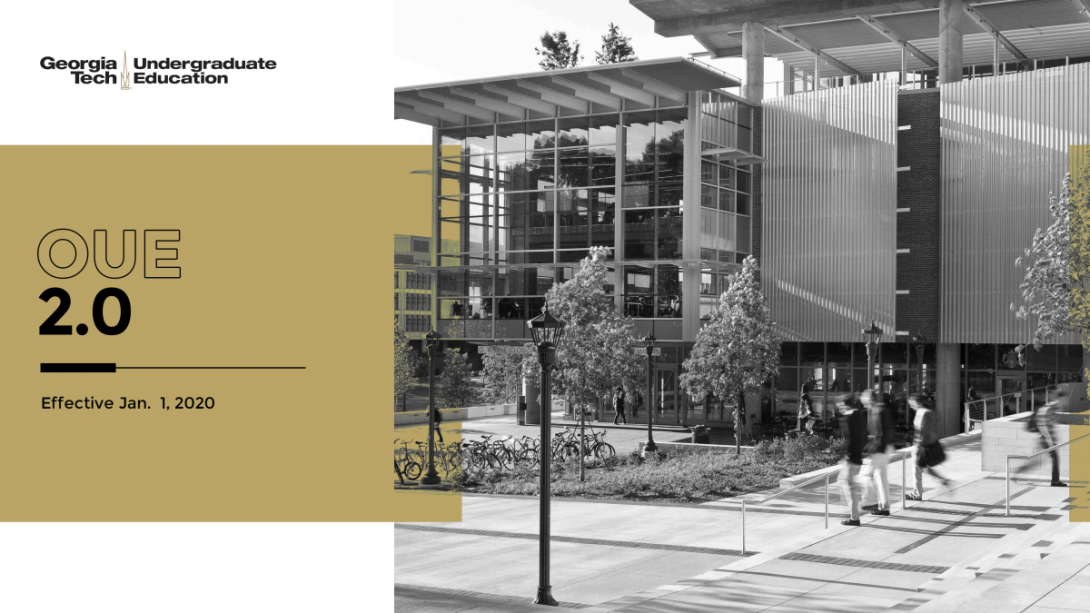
[997, 375, 1025, 417]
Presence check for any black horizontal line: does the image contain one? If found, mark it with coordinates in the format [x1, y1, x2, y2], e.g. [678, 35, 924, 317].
[41, 363, 116, 373]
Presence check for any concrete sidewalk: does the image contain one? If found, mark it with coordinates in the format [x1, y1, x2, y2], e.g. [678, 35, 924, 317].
[396, 434, 1081, 612]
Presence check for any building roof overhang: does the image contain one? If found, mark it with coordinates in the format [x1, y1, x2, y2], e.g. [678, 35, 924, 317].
[631, 0, 1090, 79]
[394, 57, 745, 127]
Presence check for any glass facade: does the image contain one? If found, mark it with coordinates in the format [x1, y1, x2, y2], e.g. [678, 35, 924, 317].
[434, 96, 761, 338]
[699, 91, 753, 266]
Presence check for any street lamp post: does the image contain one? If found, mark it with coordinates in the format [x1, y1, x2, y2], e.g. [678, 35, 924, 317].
[643, 333, 657, 455]
[862, 321, 884, 393]
[421, 330, 442, 485]
[529, 302, 565, 607]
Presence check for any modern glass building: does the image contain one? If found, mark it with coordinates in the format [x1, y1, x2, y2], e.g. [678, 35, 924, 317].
[395, 58, 763, 427]
[397, 2, 1090, 434]
[633, 0, 1090, 436]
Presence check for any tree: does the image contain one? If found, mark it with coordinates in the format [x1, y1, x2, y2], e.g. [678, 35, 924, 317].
[546, 246, 642, 418]
[536, 31, 581, 71]
[394, 316, 418, 410]
[595, 23, 638, 65]
[681, 256, 780, 453]
[439, 321, 479, 410]
[1012, 163, 1090, 385]
[480, 346, 533, 404]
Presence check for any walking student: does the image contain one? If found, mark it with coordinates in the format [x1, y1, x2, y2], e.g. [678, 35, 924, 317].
[838, 395, 868, 526]
[906, 394, 951, 500]
[613, 387, 627, 425]
[861, 390, 894, 516]
[1016, 387, 1067, 487]
[432, 406, 444, 443]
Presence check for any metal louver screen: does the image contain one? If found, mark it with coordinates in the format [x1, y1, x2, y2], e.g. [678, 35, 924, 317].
[762, 81, 898, 341]
[940, 64, 1090, 344]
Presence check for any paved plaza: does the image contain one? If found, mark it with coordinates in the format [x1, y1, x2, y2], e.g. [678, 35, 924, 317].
[395, 415, 1089, 612]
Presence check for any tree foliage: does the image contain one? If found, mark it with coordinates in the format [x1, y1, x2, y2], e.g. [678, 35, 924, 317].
[681, 256, 780, 445]
[595, 23, 638, 65]
[536, 31, 581, 71]
[546, 246, 642, 413]
[394, 317, 418, 406]
[1012, 164, 1090, 376]
[439, 322, 479, 410]
[480, 346, 534, 404]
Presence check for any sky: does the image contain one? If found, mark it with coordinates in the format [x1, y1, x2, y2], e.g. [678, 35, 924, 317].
[390, 0, 782, 144]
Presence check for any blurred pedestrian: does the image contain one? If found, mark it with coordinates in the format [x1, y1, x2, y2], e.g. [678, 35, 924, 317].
[906, 394, 951, 500]
[1016, 387, 1067, 487]
[613, 388, 627, 425]
[861, 390, 894, 516]
[838, 395, 868, 526]
[798, 376, 816, 432]
[632, 391, 642, 418]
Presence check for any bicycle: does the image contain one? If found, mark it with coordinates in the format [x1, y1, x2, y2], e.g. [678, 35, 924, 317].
[586, 430, 615, 459]
[394, 439, 422, 481]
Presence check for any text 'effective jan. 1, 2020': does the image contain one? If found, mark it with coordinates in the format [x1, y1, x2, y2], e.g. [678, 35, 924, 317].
[41, 396, 215, 410]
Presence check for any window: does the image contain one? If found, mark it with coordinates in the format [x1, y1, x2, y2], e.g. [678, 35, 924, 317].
[412, 239, 429, 253]
[394, 272, 399, 289]
[623, 265, 681, 318]
[394, 294, 399, 310]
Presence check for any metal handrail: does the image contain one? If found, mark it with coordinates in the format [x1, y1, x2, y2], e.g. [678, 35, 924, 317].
[1005, 431, 1090, 516]
[740, 466, 839, 554]
[739, 447, 920, 554]
[963, 384, 1055, 431]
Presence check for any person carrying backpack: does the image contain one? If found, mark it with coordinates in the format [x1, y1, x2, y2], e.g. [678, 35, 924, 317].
[1017, 388, 1066, 487]
[906, 394, 951, 500]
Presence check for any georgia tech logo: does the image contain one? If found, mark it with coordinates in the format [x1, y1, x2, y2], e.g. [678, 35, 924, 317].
[121, 51, 131, 90]
[39, 53, 277, 88]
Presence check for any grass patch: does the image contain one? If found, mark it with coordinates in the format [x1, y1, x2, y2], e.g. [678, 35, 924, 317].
[458, 436, 844, 504]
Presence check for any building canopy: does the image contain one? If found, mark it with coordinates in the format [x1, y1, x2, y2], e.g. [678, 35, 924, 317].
[394, 57, 742, 127]
[632, 0, 1090, 79]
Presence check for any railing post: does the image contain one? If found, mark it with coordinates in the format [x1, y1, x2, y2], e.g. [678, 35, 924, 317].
[1005, 457, 1011, 517]
[741, 499, 746, 554]
[964, 403, 970, 433]
[902, 451, 908, 509]
[824, 473, 829, 529]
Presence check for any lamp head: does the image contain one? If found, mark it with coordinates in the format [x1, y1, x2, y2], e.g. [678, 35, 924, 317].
[862, 320, 884, 346]
[528, 299, 565, 348]
[425, 329, 441, 357]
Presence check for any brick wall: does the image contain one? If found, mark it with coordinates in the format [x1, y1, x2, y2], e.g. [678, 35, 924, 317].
[896, 90, 941, 339]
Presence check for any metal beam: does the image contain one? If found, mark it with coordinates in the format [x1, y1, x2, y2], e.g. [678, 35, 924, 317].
[481, 83, 556, 115]
[394, 96, 465, 124]
[765, 26, 862, 76]
[548, 77, 622, 111]
[963, 5, 1028, 60]
[449, 87, 525, 120]
[620, 68, 688, 104]
[1069, 0, 1090, 23]
[585, 73, 657, 106]
[416, 91, 496, 122]
[394, 103, 440, 127]
[516, 79, 590, 113]
[856, 15, 938, 67]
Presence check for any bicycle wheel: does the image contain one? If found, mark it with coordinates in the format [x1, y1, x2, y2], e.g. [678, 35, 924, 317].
[594, 442, 616, 459]
[404, 461, 422, 481]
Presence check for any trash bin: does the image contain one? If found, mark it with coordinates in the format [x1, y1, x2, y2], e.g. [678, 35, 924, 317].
[517, 396, 527, 426]
[691, 425, 710, 444]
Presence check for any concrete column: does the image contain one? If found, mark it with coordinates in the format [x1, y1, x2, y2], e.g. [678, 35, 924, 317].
[938, 0, 963, 84]
[782, 63, 793, 96]
[742, 21, 765, 103]
[936, 343, 962, 438]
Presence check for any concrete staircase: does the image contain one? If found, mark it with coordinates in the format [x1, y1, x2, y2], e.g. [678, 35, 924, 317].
[881, 510, 1090, 612]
